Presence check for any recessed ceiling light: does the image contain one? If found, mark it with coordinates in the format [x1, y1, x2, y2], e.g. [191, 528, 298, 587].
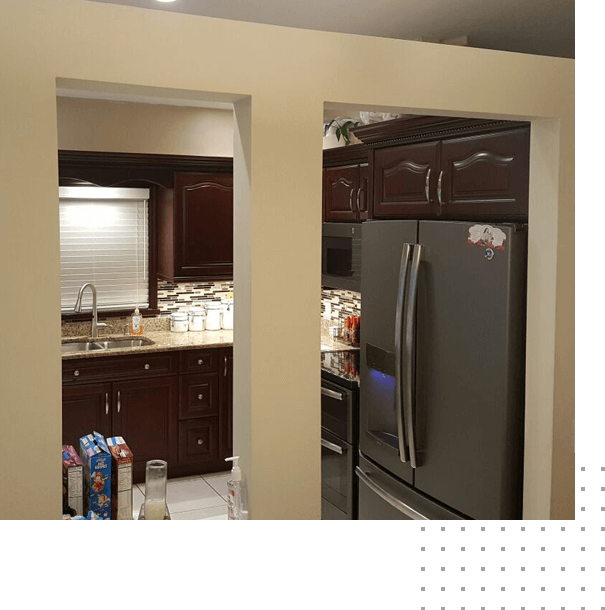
[156, 0, 177, 3]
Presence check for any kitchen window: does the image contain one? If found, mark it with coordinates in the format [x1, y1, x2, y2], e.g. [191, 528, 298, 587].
[59, 187, 150, 313]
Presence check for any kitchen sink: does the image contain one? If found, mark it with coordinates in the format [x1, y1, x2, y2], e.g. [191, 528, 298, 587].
[94, 338, 154, 349]
[61, 341, 106, 352]
[61, 337, 155, 352]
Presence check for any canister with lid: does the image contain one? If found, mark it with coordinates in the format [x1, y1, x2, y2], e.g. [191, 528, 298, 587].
[221, 299, 233, 329]
[170, 311, 189, 333]
[205, 303, 222, 331]
[188, 306, 206, 331]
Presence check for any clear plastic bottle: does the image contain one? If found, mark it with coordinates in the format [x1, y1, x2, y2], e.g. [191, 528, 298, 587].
[225, 456, 248, 520]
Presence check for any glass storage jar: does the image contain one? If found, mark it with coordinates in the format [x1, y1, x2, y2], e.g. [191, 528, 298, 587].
[170, 311, 189, 332]
[138, 459, 170, 520]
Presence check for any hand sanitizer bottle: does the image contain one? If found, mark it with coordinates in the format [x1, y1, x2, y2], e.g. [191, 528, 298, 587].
[225, 456, 248, 520]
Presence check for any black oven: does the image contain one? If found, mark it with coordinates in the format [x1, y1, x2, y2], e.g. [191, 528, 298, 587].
[321, 351, 359, 519]
[322, 223, 362, 292]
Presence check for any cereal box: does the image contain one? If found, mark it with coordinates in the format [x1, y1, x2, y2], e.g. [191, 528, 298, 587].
[61, 445, 83, 516]
[106, 436, 134, 520]
[79, 431, 111, 520]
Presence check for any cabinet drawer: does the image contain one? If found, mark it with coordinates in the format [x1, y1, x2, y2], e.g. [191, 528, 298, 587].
[179, 349, 218, 374]
[179, 418, 219, 466]
[63, 352, 179, 384]
[179, 373, 219, 420]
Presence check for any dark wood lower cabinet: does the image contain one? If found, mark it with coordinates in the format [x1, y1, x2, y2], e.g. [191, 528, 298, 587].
[62, 346, 233, 484]
[62, 382, 112, 450]
[113, 377, 178, 482]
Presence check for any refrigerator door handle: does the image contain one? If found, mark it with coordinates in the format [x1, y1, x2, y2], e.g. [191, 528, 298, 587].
[356, 466, 429, 520]
[395, 243, 412, 463]
[403, 244, 422, 469]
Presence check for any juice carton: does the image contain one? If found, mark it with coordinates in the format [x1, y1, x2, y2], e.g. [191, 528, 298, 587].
[106, 436, 134, 520]
[79, 431, 111, 520]
[61, 445, 83, 516]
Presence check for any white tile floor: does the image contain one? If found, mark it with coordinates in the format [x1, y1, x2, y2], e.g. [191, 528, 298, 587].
[133, 471, 230, 520]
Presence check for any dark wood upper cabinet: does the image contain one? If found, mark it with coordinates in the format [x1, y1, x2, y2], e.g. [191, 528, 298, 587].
[353, 116, 530, 222]
[158, 172, 234, 281]
[322, 145, 370, 223]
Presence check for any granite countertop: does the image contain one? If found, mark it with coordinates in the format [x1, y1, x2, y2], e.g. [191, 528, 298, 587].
[61, 329, 234, 360]
[61, 316, 356, 360]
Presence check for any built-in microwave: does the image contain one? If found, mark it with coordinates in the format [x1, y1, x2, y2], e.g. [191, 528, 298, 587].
[322, 223, 362, 292]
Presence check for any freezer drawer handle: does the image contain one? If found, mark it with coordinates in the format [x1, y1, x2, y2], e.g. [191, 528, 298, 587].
[356, 466, 428, 520]
[321, 387, 344, 401]
[321, 438, 344, 454]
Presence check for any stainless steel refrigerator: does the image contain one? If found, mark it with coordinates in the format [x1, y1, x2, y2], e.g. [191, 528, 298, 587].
[357, 220, 527, 520]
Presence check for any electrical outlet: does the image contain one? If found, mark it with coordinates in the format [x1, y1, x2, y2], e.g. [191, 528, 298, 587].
[324, 301, 332, 319]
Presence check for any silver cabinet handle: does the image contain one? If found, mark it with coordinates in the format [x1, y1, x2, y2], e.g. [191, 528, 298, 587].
[117, 390, 121, 414]
[356, 467, 428, 520]
[437, 170, 444, 205]
[197, 394, 204, 401]
[425, 168, 431, 203]
[321, 387, 343, 401]
[394, 243, 412, 464]
[197, 439, 204, 445]
[74, 370, 80, 377]
[105, 392, 109, 416]
[144, 363, 150, 370]
[403, 245, 422, 469]
[349, 188, 355, 212]
[321, 438, 343, 454]
[224, 356, 228, 377]
[356, 187, 361, 212]
[198, 359, 204, 365]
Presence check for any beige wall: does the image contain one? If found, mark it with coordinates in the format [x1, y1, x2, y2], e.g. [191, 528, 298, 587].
[56, 97, 233, 156]
[0, 0, 574, 519]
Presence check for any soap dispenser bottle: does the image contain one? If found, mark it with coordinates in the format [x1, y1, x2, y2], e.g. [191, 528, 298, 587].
[225, 456, 248, 520]
[129, 307, 144, 336]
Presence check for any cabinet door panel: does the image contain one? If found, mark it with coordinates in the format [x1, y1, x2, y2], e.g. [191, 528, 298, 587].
[439, 129, 529, 220]
[62, 382, 112, 449]
[324, 166, 359, 222]
[373, 142, 439, 218]
[112, 377, 178, 478]
[175, 172, 233, 279]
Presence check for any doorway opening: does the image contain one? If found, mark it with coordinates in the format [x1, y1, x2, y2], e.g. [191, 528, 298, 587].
[56, 79, 245, 520]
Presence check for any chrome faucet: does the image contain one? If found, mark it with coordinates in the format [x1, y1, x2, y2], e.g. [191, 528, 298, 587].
[74, 283, 107, 338]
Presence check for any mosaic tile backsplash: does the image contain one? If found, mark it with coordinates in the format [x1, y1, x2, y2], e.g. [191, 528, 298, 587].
[63, 281, 360, 337]
[321, 288, 361, 326]
[157, 280, 234, 314]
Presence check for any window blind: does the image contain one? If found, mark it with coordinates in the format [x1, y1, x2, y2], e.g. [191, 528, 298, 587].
[59, 187, 150, 313]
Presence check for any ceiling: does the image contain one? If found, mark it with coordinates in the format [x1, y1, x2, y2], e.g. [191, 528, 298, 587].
[82, 0, 575, 59]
